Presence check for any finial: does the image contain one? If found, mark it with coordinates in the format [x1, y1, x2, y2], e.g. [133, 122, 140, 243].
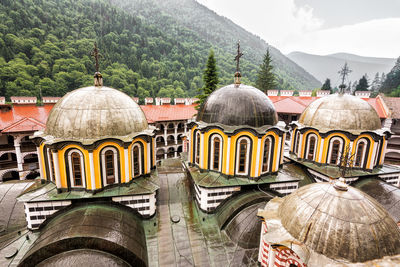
[234, 41, 244, 85]
[333, 177, 348, 191]
[91, 42, 103, 87]
[338, 62, 352, 94]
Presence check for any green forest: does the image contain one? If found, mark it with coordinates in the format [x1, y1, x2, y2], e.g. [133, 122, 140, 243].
[0, 0, 322, 102]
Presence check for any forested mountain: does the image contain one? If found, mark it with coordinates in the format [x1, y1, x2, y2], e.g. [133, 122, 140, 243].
[0, 0, 320, 102]
[110, 0, 321, 91]
[287, 51, 396, 86]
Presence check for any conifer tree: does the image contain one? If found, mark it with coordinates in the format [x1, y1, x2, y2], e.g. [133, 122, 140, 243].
[196, 50, 219, 108]
[321, 78, 332, 92]
[256, 48, 276, 92]
[355, 75, 369, 91]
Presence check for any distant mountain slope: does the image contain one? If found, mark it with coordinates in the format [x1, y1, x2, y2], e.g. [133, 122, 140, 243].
[110, 0, 321, 91]
[287, 51, 396, 85]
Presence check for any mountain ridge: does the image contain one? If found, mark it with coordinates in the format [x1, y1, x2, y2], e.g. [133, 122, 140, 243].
[287, 51, 396, 85]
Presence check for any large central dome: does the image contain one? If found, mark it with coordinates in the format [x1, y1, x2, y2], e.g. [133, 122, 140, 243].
[299, 94, 381, 132]
[196, 84, 278, 127]
[45, 86, 148, 141]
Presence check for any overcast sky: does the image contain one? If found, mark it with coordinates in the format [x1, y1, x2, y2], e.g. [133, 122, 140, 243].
[196, 0, 400, 58]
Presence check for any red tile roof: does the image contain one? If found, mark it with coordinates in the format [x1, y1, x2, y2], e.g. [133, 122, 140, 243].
[0, 104, 53, 131]
[140, 104, 197, 123]
[0, 95, 392, 133]
[2, 117, 46, 133]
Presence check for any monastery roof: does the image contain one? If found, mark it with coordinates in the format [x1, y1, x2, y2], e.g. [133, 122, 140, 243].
[140, 104, 197, 123]
[0, 95, 393, 133]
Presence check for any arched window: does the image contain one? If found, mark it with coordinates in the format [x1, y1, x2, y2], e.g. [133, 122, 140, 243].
[67, 149, 85, 188]
[330, 140, 341, 164]
[195, 132, 200, 164]
[262, 138, 272, 173]
[100, 147, 119, 186]
[210, 135, 222, 171]
[132, 143, 142, 177]
[355, 140, 367, 167]
[306, 135, 317, 161]
[236, 137, 251, 175]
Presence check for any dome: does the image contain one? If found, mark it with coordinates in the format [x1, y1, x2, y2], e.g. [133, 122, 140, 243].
[279, 182, 400, 263]
[298, 94, 381, 132]
[196, 84, 278, 127]
[45, 86, 148, 141]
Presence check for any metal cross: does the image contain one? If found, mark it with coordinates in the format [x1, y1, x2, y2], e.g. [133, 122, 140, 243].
[338, 62, 352, 92]
[234, 41, 244, 73]
[91, 42, 101, 73]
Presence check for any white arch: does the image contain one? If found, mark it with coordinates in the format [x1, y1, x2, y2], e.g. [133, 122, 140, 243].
[101, 146, 119, 186]
[305, 134, 318, 161]
[210, 134, 223, 172]
[132, 143, 142, 178]
[235, 136, 251, 175]
[67, 149, 86, 188]
[354, 139, 368, 167]
[261, 136, 273, 174]
[294, 131, 300, 156]
[327, 137, 344, 165]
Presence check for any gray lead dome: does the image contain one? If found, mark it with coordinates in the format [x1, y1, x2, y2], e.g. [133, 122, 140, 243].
[279, 183, 400, 263]
[196, 84, 278, 127]
[45, 86, 148, 141]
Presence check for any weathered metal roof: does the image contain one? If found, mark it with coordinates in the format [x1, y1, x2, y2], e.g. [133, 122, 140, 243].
[0, 181, 33, 240]
[19, 203, 148, 266]
[196, 84, 278, 127]
[354, 178, 400, 223]
[43, 86, 149, 142]
[298, 94, 382, 134]
[18, 171, 159, 202]
[36, 249, 131, 267]
[279, 182, 400, 263]
[287, 153, 400, 179]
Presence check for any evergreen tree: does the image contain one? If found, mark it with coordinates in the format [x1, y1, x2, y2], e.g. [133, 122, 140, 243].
[355, 75, 369, 91]
[370, 72, 381, 92]
[256, 48, 276, 92]
[321, 78, 332, 92]
[196, 50, 219, 108]
[381, 57, 400, 94]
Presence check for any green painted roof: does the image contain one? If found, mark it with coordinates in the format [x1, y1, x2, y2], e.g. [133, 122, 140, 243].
[185, 161, 302, 188]
[18, 171, 159, 202]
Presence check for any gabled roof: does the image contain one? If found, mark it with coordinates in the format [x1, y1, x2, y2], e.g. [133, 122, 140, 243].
[0, 104, 53, 131]
[1, 117, 46, 133]
[382, 96, 400, 119]
[140, 104, 197, 123]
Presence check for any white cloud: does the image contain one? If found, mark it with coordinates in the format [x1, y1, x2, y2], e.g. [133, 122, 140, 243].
[196, 0, 400, 58]
[282, 18, 400, 58]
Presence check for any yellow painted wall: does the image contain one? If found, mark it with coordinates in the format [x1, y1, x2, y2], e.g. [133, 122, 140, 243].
[93, 142, 125, 188]
[39, 143, 47, 180]
[58, 144, 90, 189]
[352, 135, 375, 168]
[203, 129, 227, 171]
[321, 133, 350, 163]
[128, 138, 149, 181]
[300, 130, 321, 162]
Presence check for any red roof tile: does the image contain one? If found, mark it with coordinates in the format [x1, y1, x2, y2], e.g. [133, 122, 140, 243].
[0, 104, 53, 131]
[140, 104, 197, 123]
[2, 117, 46, 133]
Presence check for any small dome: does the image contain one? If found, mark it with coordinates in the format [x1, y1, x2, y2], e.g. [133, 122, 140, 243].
[299, 94, 381, 132]
[279, 182, 400, 263]
[196, 84, 277, 127]
[45, 86, 148, 141]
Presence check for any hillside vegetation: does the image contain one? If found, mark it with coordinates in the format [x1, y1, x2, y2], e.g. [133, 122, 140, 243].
[0, 0, 320, 102]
